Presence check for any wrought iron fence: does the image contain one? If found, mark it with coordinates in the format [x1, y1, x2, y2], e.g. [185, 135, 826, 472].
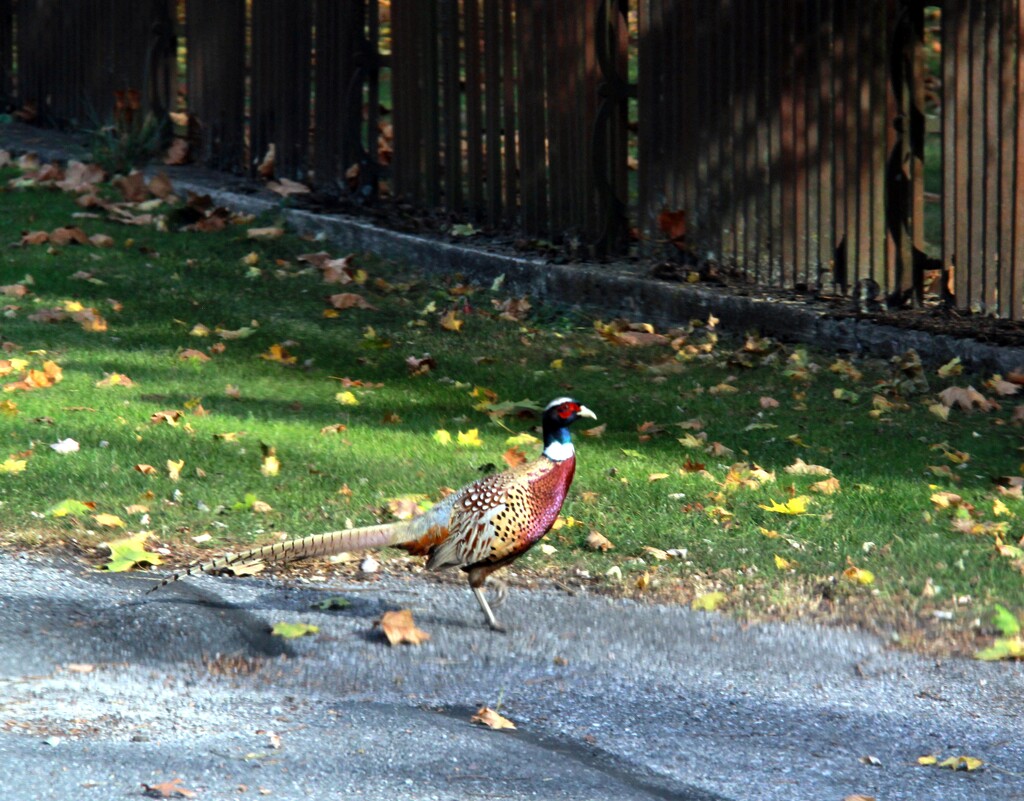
[2, 1, 1023, 319]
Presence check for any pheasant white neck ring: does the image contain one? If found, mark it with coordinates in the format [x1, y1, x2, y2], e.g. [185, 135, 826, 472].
[543, 439, 575, 462]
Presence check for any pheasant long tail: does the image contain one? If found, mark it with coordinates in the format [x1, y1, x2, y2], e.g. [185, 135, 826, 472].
[146, 521, 411, 594]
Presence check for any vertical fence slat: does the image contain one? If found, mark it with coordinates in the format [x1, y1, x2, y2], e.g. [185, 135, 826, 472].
[465, 0, 483, 219]
[483, 0, 503, 222]
[501, 0, 517, 223]
[312, 0, 363, 188]
[188, 0, 246, 171]
[0, 0, 11, 108]
[1014, 0, 1024, 319]
[967, 1, 985, 309]
[440, 0, 462, 210]
[983, 0, 1001, 313]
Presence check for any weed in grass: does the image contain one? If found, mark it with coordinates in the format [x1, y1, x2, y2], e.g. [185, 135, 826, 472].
[0, 156, 1022, 654]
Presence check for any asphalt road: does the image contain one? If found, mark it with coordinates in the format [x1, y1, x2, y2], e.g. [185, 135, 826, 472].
[1, 551, 1023, 801]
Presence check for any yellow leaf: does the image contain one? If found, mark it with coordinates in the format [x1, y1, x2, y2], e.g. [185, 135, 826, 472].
[261, 454, 280, 477]
[774, 554, 796, 570]
[937, 756, 983, 771]
[457, 428, 483, 447]
[758, 496, 810, 515]
[471, 706, 516, 730]
[993, 498, 1012, 517]
[843, 566, 875, 585]
[784, 457, 832, 476]
[759, 527, 779, 538]
[270, 622, 319, 638]
[552, 515, 578, 530]
[549, 358, 564, 370]
[505, 432, 540, 446]
[433, 429, 452, 445]
[260, 343, 297, 364]
[439, 310, 463, 332]
[189, 323, 211, 337]
[336, 390, 359, 406]
[0, 457, 28, 474]
[928, 402, 950, 421]
[917, 755, 938, 766]
[538, 542, 558, 555]
[648, 472, 670, 482]
[691, 591, 728, 612]
[93, 513, 126, 528]
[166, 459, 185, 481]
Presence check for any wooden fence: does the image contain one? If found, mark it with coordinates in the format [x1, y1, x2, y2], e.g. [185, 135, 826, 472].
[2, 1, 1024, 320]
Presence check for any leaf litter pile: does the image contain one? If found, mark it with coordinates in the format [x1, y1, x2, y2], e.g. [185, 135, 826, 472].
[1, 151, 1024, 660]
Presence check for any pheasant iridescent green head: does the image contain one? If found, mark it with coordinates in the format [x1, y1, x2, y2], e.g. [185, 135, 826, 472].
[541, 397, 596, 461]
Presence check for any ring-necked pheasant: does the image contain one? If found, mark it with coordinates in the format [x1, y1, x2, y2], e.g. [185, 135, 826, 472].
[149, 397, 595, 631]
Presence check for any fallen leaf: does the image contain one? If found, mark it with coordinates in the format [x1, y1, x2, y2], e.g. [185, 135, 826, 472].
[49, 437, 80, 454]
[179, 348, 211, 362]
[328, 292, 376, 311]
[691, 591, 727, 611]
[471, 706, 516, 730]
[810, 477, 841, 495]
[141, 778, 197, 799]
[784, 458, 832, 476]
[93, 513, 126, 528]
[439, 310, 463, 332]
[260, 443, 280, 477]
[586, 530, 614, 551]
[134, 464, 158, 475]
[936, 755, 983, 771]
[642, 545, 669, 560]
[96, 372, 134, 387]
[260, 344, 297, 365]
[759, 496, 810, 515]
[938, 385, 997, 412]
[457, 429, 483, 447]
[376, 609, 431, 645]
[433, 429, 453, 445]
[582, 423, 607, 438]
[166, 459, 185, 481]
[917, 755, 938, 766]
[336, 390, 359, 406]
[100, 532, 162, 572]
[774, 554, 797, 570]
[843, 565, 875, 585]
[247, 226, 284, 239]
[0, 457, 28, 474]
[270, 622, 319, 639]
[502, 446, 527, 468]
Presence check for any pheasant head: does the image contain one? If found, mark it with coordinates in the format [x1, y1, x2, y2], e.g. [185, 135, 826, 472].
[541, 397, 596, 461]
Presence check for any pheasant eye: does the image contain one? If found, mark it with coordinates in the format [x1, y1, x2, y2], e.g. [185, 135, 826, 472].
[558, 402, 579, 418]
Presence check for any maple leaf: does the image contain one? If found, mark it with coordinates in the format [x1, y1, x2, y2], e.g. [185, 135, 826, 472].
[759, 496, 811, 515]
[166, 459, 184, 481]
[336, 390, 359, 406]
[270, 622, 319, 638]
[100, 531, 162, 572]
[328, 292, 376, 311]
[47, 498, 95, 517]
[433, 429, 453, 445]
[810, 477, 841, 495]
[502, 446, 527, 468]
[784, 458, 832, 476]
[843, 565, 875, 585]
[586, 530, 614, 551]
[260, 344, 297, 364]
[376, 609, 431, 645]
[774, 554, 797, 570]
[96, 372, 134, 387]
[0, 457, 27, 474]
[141, 778, 197, 799]
[457, 429, 483, 447]
[938, 385, 997, 412]
[691, 591, 727, 611]
[94, 513, 126, 528]
[50, 438, 80, 454]
[471, 706, 517, 730]
[439, 310, 463, 331]
[406, 353, 437, 375]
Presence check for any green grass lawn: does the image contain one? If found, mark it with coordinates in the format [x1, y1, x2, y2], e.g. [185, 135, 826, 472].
[1, 157, 1022, 655]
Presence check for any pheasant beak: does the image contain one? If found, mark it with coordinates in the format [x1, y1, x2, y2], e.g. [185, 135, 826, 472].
[577, 405, 596, 420]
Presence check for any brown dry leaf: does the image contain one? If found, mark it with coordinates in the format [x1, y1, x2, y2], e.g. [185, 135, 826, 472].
[680, 456, 706, 473]
[56, 160, 105, 192]
[656, 208, 687, 249]
[247, 226, 285, 239]
[114, 171, 150, 202]
[164, 137, 190, 165]
[0, 283, 29, 297]
[648, 472, 670, 482]
[759, 396, 780, 409]
[89, 233, 115, 247]
[21, 230, 50, 246]
[586, 530, 615, 551]
[134, 464, 158, 476]
[49, 226, 89, 246]
[582, 423, 607, 438]
[320, 423, 348, 435]
[938, 385, 997, 412]
[150, 410, 184, 426]
[642, 545, 670, 560]
[843, 796, 877, 801]
[986, 375, 1020, 396]
[405, 354, 437, 376]
[471, 706, 517, 731]
[148, 171, 175, 199]
[141, 778, 197, 799]
[784, 458, 832, 476]
[328, 292, 376, 311]
[96, 372, 134, 387]
[179, 348, 211, 362]
[502, 446, 527, 468]
[267, 177, 311, 196]
[376, 609, 431, 646]
[810, 476, 841, 495]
